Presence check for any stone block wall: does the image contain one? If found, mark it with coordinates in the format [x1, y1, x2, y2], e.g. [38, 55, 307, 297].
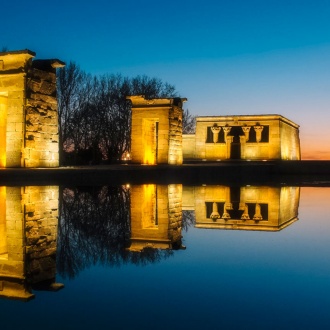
[0, 50, 64, 168]
[22, 186, 59, 285]
[0, 186, 61, 301]
[167, 184, 183, 248]
[25, 62, 61, 167]
[279, 186, 300, 226]
[182, 134, 196, 159]
[168, 105, 183, 164]
[280, 120, 301, 160]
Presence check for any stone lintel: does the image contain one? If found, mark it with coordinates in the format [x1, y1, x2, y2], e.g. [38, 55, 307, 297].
[32, 59, 65, 73]
[127, 95, 187, 108]
[196, 114, 299, 129]
[0, 49, 35, 73]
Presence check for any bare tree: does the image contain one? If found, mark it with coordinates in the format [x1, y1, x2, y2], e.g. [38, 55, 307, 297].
[182, 108, 196, 134]
[57, 68, 180, 164]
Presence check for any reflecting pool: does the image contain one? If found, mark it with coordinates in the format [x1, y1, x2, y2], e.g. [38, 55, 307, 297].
[1, 184, 330, 329]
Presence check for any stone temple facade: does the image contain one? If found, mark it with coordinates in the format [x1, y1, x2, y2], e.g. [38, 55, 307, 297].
[0, 49, 64, 168]
[128, 96, 301, 163]
[183, 114, 301, 161]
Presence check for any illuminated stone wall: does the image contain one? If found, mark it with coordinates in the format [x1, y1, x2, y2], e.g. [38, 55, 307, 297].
[0, 186, 62, 301]
[182, 134, 195, 159]
[129, 184, 183, 251]
[0, 50, 64, 168]
[183, 115, 300, 160]
[128, 96, 186, 164]
[280, 120, 301, 160]
[183, 185, 299, 231]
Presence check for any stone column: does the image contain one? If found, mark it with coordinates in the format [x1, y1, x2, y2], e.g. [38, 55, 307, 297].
[210, 202, 221, 221]
[223, 126, 231, 140]
[241, 204, 250, 220]
[211, 125, 221, 143]
[254, 124, 264, 142]
[226, 135, 233, 159]
[253, 203, 263, 220]
[242, 126, 251, 141]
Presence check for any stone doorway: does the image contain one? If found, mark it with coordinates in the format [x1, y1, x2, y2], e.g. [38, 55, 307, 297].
[142, 119, 158, 165]
[230, 126, 242, 159]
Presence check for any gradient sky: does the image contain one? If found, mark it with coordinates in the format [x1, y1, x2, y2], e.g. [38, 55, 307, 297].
[2, 0, 330, 159]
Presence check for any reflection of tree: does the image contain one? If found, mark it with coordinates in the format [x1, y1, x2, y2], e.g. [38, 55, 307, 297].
[58, 186, 174, 279]
[182, 210, 196, 232]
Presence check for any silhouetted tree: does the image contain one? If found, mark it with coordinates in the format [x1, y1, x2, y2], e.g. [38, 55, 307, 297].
[57, 62, 96, 163]
[182, 108, 196, 134]
[57, 64, 180, 164]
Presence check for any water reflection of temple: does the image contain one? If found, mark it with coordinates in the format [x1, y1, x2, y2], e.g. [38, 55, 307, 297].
[129, 184, 184, 251]
[183, 186, 300, 231]
[0, 186, 63, 301]
[128, 184, 300, 252]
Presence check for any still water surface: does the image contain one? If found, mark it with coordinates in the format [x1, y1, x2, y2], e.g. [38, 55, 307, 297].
[1, 185, 330, 329]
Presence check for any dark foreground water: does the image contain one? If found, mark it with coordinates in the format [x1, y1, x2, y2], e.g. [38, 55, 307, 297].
[1, 184, 330, 329]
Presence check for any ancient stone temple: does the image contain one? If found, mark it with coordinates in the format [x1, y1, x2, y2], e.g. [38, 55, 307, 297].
[127, 96, 187, 165]
[183, 115, 301, 161]
[0, 49, 64, 168]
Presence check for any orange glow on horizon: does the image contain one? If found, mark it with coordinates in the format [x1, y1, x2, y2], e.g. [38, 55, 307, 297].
[300, 143, 330, 160]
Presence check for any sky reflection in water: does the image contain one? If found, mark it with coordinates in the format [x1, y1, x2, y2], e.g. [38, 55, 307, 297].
[1, 185, 330, 330]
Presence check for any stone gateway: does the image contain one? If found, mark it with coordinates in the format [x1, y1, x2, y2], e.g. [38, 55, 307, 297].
[0, 49, 64, 168]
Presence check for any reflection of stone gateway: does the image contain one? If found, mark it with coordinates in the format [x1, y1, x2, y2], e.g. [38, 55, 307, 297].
[0, 186, 63, 301]
[128, 184, 184, 251]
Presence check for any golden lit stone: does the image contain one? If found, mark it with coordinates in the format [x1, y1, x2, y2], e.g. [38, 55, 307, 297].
[128, 184, 183, 251]
[0, 50, 64, 168]
[182, 185, 300, 231]
[0, 186, 62, 301]
[183, 115, 301, 160]
[127, 96, 187, 165]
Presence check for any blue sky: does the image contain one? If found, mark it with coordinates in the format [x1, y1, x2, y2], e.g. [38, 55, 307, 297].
[2, 0, 330, 158]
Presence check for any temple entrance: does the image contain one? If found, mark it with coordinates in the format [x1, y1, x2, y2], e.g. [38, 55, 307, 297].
[0, 94, 7, 167]
[142, 119, 158, 165]
[230, 127, 242, 159]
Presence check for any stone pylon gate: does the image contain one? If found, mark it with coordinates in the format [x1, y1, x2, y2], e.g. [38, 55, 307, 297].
[0, 49, 64, 168]
[127, 95, 187, 165]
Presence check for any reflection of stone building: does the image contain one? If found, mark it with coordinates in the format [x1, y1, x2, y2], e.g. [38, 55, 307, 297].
[183, 186, 300, 231]
[183, 115, 301, 160]
[129, 184, 183, 251]
[127, 96, 187, 164]
[0, 186, 63, 301]
[0, 50, 64, 168]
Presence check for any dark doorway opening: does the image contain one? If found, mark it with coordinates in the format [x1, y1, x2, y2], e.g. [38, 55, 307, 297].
[229, 127, 242, 159]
